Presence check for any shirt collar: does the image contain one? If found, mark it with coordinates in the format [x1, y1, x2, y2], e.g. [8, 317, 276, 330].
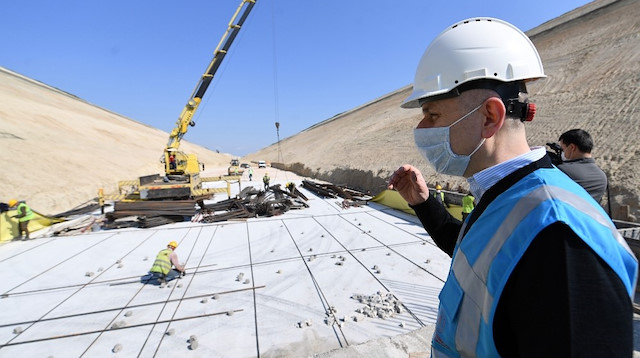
[467, 146, 546, 201]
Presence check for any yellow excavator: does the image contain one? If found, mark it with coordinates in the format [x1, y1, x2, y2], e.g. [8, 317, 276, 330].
[115, 0, 256, 201]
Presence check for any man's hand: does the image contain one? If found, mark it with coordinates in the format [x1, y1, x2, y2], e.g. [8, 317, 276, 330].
[181, 270, 186, 277]
[388, 165, 430, 206]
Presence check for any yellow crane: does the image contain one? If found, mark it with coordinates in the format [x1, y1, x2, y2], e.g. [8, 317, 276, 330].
[114, 0, 256, 201]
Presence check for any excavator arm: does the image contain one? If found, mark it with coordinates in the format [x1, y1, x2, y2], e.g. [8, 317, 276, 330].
[165, 0, 256, 175]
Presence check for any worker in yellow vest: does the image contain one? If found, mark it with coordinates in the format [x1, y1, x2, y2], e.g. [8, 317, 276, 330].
[149, 241, 185, 284]
[462, 191, 475, 221]
[263, 173, 270, 191]
[9, 199, 34, 240]
[433, 185, 449, 208]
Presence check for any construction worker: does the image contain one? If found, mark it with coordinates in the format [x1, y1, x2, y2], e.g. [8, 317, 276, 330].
[461, 191, 474, 221]
[9, 199, 34, 240]
[263, 173, 270, 191]
[149, 241, 185, 284]
[388, 18, 636, 356]
[248, 167, 253, 181]
[433, 185, 449, 208]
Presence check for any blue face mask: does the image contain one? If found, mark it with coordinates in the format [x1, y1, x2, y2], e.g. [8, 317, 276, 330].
[414, 103, 485, 177]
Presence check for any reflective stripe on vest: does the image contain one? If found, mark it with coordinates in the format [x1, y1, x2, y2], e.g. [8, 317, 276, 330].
[432, 168, 638, 357]
[150, 249, 173, 275]
[17, 203, 34, 222]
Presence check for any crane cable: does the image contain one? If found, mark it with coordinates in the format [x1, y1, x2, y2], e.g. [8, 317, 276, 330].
[271, 0, 288, 182]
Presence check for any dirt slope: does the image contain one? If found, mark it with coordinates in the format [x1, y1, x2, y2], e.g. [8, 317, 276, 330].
[246, 0, 640, 220]
[0, 68, 232, 215]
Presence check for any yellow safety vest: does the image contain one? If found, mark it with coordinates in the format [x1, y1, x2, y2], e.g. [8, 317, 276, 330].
[150, 249, 173, 275]
[462, 195, 475, 214]
[17, 202, 34, 222]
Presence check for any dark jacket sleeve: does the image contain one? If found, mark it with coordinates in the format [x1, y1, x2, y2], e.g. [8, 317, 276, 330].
[410, 199, 462, 257]
[493, 222, 633, 357]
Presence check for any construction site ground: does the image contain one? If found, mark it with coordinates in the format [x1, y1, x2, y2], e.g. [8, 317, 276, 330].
[2, 167, 640, 357]
[0, 168, 448, 357]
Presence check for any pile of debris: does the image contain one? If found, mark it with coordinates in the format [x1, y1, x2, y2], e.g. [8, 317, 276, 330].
[301, 179, 372, 208]
[196, 184, 309, 223]
[104, 200, 197, 229]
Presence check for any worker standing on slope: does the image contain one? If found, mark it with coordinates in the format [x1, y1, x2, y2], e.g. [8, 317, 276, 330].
[149, 241, 185, 284]
[461, 191, 474, 221]
[248, 167, 253, 181]
[387, 18, 637, 357]
[263, 173, 270, 191]
[9, 199, 34, 240]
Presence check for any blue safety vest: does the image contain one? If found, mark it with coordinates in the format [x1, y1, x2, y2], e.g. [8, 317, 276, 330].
[431, 167, 638, 357]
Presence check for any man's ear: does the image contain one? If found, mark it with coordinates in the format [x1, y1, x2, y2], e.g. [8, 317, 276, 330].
[480, 97, 506, 139]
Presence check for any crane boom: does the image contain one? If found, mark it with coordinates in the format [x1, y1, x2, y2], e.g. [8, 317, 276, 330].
[165, 0, 256, 175]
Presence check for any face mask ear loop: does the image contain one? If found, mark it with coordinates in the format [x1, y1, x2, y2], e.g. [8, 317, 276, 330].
[448, 103, 484, 129]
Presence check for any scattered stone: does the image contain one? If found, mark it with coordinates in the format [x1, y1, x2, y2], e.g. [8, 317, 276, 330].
[308, 248, 313, 252]
[301, 232, 304, 235]
[335, 261, 343, 266]
[143, 257, 148, 261]
[12, 326, 23, 334]
[159, 283, 166, 288]
[372, 265, 379, 270]
[340, 256, 346, 261]
[296, 321, 304, 328]
[399, 322, 405, 328]
[177, 284, 183, 288]
[321, 234, 325, 238]
[212, 294, 220, 300]
[227, 311, 234, 316]
[367, 230, 371, 233]
[276, 269, 282, 274]
[361, 248, 366, 251]
[236, 273, 245, 281]
[331, 254, 336, 258]
[111, 320, 127, 329]
[189, 340, 199, 350]
[124, 311, 133, 317]
[351, 292, 402, 321]
[117, 264, 123, 269]
[97, 267, 104, 272]
[201, 298, 208, 304]
[422, 242, 427, 245]
[358, 223, 362, 226]
[166, 328, 175, 336]
[189, 335, 198, 343]
[112, 343, 123, 353]
[376, 269, 382, 274]
[270, 249, 275, 253]
[243, 279, 251, 284]
[305, 319, 313, 327]
[85, 272, 94, 277]
[116, 260, 122, 264]
[425, 259, 431, 264]
[386, 252, 391, 256]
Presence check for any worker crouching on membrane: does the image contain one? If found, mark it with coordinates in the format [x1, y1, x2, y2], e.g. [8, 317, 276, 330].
[149, 241, 185, 284]
[387, 18, 637, 357]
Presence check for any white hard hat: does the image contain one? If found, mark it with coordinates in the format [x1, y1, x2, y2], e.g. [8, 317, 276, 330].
[402, 18, 546, 109]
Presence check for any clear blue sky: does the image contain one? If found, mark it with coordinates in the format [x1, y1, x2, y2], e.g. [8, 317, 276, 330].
[1, 0, 590, 157]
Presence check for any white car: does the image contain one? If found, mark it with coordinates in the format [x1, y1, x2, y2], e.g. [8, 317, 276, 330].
[258, 160, 267, 168]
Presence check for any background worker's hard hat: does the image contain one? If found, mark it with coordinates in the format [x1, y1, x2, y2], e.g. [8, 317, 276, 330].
[168, 241, 178, 248]
[436, 185, 442, 190]
[8, 199, 18, 207]
[402, 17, 546, 108]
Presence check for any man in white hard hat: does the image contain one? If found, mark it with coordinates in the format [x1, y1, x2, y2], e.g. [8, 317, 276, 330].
[388, 18, 636, 357]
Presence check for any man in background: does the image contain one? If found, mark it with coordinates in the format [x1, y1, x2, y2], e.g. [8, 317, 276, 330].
[557, 129, 607, 202]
